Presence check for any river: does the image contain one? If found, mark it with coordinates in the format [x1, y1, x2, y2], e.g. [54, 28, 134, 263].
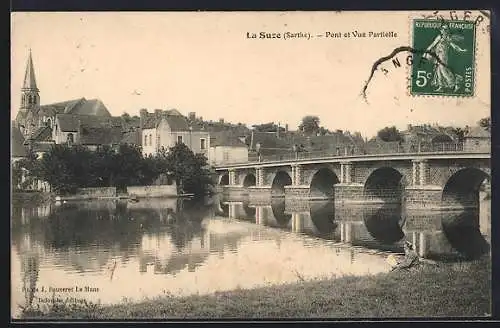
[10, 194, 490, 318]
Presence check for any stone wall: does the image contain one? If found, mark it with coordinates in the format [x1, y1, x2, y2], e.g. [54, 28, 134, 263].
[75, 187, 117, 199]
[127, 185, 177, 198]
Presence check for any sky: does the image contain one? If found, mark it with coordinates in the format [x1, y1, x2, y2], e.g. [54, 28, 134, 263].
[11, 11, 491, 138]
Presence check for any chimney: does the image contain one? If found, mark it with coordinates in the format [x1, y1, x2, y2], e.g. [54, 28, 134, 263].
[285, 124, 289, 133]
[276, 122, 280, 139]
[188, 112, 196, 121]
[407, 124, 412, 131]
[219, 118, 225, 124]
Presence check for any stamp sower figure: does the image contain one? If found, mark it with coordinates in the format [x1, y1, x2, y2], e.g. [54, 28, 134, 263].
[423, 24, 468, 92]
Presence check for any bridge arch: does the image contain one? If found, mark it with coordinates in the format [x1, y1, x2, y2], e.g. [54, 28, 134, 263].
[442, 168, 490, 208]
[364, 167, 404, 203]
[271, 199, 292, 226]
[271, 171, 292, 197]
[242, 202, 256, 218]
[242, 173, 256, 187]
[441, 210, 490, 260]
[310, 168, 340, 198]
[218, 173, 229, 185]
[363, 205, 405, 245]
[309, 200, 337, 237]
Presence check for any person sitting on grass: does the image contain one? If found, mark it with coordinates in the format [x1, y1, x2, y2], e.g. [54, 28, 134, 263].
[390, 241, 420, 271]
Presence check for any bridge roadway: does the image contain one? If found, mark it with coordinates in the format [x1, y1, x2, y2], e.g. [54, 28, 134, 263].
[214, 150, 491, 211]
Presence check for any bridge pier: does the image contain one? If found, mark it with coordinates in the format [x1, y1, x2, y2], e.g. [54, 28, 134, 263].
[405, 186, 443, 210]
[291, 212, 306, 233]
[223, 185, 248, 199]
[248, 186, 272, 199]
[334, 184, 365, 205]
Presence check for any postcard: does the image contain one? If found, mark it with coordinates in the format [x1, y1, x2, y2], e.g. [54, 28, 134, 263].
[11, 10, 491, 320]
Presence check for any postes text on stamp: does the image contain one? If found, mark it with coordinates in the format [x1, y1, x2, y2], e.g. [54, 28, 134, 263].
[410, 19, 476, 97]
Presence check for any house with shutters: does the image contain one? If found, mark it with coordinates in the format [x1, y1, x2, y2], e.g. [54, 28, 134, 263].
[139, 109, 210, 159]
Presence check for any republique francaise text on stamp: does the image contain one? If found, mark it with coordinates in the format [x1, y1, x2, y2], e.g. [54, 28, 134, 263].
[410, 19, 476, 97]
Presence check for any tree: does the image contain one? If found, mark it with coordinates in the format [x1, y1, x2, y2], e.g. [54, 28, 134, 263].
[35, 144, 80, 194]
[318, 126, 330, 136]
[451, 127, 466, 142]
[111, 144, 146, 192]
[13, 148, 39, 191]
[299, 116, 320, 136]
[11, 162, 24, 191]
[163, 143, 213, 197]
[377, 126, 402, 142]
[479, 117, 491, 132]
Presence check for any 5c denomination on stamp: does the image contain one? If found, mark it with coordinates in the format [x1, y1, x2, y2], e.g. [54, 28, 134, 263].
[410, 19, 476, 97]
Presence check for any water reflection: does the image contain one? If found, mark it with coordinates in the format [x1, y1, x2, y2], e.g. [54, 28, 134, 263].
[441, 210, 490, 260]
[270, 199, 292, 227]
[363, 206, 406, 245]
[11, 195, 490, 318]
[224, 198, 491, 260]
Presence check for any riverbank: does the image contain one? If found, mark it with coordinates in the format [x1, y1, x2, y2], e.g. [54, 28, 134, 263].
[11, 191, 54, 206]
[20, 256, 490, 319]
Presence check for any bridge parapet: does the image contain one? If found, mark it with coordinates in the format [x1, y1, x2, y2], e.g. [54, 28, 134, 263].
[222, 141, 479, 166]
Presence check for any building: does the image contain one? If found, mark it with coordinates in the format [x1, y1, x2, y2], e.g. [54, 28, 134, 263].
[401, 124, 459, 152]
[13, 50, 121, 153]
[12, 50, 139, 191]
[53, 114, 124, 150]
[140, 109, 210, 158]
[208, 132, 248, 166]
[464, 126, 490, 152]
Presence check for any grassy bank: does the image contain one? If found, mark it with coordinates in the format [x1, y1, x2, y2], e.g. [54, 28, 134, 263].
[20, 256, 490, 319]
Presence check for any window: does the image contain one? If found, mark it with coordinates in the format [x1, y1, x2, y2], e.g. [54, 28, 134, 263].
[177, 135, 183, 144]
[200, 138, 206, 150]
[149, 135, 153, 147]
[67, 133, 74, 146]
[144, 134, 148, 146]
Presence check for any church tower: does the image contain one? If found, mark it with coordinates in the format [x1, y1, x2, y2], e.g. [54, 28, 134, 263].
[20, 49, 40, 112]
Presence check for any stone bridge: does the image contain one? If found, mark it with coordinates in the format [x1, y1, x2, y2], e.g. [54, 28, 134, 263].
[215, 152, 490, 211]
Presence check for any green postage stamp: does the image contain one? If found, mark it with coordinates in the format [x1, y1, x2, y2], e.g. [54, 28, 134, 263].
[410, 19, 476, 97]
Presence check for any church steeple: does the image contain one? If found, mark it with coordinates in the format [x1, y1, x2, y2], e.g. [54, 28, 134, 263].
[20, 49, 40, 111]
